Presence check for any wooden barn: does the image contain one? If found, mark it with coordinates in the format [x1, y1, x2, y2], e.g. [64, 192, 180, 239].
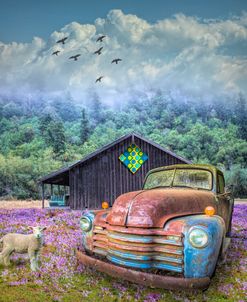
[40, 132, 190, 210]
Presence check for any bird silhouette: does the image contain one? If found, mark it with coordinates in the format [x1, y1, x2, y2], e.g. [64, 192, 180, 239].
[94, 47, 103, 55]
[52, 50, 60, 56]
[96, 35, 106, 42]
[95, 76, 103, 83]
[111, 58, 122, 64]
[69, 54, 81, 61]
[56, 37, 68, 44]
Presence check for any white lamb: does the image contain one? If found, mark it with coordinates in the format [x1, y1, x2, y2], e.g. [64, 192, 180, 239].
[0, 226, 46, 271]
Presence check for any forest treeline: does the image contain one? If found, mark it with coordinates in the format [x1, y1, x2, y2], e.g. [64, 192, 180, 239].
[0, 92, 246, 199]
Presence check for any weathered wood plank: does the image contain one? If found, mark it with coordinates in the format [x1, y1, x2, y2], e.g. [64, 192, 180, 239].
[67, 135, 189, 210]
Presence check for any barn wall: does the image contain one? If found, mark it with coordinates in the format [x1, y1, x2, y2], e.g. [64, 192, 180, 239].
[69, 137, 186, 210]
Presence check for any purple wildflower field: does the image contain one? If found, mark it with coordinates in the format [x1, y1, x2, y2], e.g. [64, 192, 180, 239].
[0, 204, 246, 302]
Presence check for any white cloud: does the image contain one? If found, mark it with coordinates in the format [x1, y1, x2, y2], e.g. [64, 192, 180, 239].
[0, 9, 246, 105]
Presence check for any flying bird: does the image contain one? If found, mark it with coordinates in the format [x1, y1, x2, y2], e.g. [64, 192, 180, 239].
[94, 47, 103, 55]
[56, 37, 68, 44]
[69, 54, 81, 61]
[111, 58, 122, 64]
[52, 50, 60, 56]
[96, 35, 106, 42]
[95, 76, 103, 83]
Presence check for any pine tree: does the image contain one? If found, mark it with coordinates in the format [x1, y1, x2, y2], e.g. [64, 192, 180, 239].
[39, 114, 66, 153]
[39, 114, 52, 135]
[235, 94, 247, 140]
[90, 94, 105, 124]
[48, 120, 66, 154]
[80, 108, 90, 144]
[39, 114, 53, 145]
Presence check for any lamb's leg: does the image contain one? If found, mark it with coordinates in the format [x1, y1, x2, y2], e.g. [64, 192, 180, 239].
[28, 249, 37, 271]
[34, 251, 40, 270]
[1, 247, 13, 266]
[30, 257, 37, 271]
[4, 256, 11, 266]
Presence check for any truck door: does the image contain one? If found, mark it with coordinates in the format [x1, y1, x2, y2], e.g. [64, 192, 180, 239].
[217, 173, 234, 236]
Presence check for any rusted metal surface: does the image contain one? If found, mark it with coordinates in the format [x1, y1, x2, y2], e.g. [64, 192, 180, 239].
[181, 215, 225, 278]
[79, 164, 234, 287]
[91, 223, 184, 272]
[106, 188, 216, 228]
[76, 250, 211, 290]
[93, 220, 183, 236]
[91, 215, 226, 278]
[107, 224, 181, 235]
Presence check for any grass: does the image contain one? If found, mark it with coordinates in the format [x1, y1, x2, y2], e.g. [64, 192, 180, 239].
[0, 204, 246, 302]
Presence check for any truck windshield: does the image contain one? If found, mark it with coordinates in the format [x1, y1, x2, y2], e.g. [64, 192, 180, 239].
[144, 169, 212, 190]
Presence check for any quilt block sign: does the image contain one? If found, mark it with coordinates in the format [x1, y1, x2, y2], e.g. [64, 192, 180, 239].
[119, 144, 148, 174]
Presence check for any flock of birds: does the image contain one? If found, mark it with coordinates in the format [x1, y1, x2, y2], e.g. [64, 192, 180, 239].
[52, 35, 122, 83]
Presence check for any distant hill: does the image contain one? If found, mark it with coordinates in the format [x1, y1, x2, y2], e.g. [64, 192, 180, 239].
[0, 91, 246, 199]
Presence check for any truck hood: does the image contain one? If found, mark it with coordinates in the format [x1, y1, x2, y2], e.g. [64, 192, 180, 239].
[106, 188, 216, 228]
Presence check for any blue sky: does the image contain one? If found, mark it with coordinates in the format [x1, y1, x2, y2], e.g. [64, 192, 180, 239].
[0, 0, 246, 43]
[0, 1, 246, 105]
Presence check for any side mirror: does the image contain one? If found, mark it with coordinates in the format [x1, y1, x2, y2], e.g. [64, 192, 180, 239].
[225, 184, 234, 193]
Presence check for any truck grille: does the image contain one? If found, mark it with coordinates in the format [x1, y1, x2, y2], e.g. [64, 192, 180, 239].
[92, 226, 183, 273]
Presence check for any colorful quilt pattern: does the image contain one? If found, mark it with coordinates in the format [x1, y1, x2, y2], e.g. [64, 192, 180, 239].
[119, 144, 148, 174]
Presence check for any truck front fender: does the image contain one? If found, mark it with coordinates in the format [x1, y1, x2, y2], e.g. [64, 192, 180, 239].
[164, 215, 225, 278]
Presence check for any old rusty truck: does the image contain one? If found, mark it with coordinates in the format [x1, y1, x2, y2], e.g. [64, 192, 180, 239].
[77, 164, 234, 290]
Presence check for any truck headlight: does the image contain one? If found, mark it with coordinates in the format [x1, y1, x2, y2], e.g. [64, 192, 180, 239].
[80, 216, 92, 232]
[189, 228, 208, 248]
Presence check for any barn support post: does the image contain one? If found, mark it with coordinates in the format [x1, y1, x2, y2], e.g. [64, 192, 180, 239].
[64, 185, 66, 195]
[51, 184, 53, 196]
[41, 182, 45, 209]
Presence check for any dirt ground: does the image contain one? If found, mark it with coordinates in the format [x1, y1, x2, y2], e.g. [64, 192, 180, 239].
[0, 198, 246, 209]
[234, 198, 247, 204]
[0, 200, 49, 209]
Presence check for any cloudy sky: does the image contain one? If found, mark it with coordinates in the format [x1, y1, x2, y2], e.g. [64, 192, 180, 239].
[0, 1, 246, 105]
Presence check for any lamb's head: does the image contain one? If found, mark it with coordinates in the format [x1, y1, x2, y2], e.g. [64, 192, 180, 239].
[31, 226, 47, 239]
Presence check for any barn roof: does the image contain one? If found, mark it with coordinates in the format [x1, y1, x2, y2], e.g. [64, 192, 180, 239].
[40, 132, 191, 185]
